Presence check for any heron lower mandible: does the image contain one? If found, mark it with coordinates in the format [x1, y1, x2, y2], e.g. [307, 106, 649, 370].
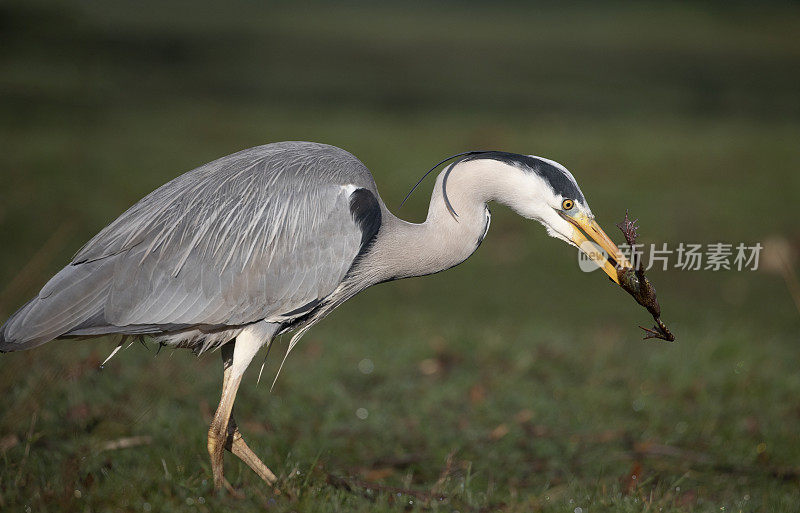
[0, 141, 631, 489]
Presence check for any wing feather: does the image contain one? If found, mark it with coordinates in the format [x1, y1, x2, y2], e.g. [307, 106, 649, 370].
[0, 142, 381, 350]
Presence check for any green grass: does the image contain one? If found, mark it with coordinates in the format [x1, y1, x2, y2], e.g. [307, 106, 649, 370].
[1, 1, 799, 511]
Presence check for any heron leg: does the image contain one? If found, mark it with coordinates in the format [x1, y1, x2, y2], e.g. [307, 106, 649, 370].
[207, 327, 277, 490]
[207, 342, 239, 490]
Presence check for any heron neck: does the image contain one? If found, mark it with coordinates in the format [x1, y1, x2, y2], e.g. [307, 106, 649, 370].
[370, 163, 502, 282]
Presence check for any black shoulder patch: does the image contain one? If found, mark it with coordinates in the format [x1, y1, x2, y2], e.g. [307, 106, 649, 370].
[349, 188, 382, 247]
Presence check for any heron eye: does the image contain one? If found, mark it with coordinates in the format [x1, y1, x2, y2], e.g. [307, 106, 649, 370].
[562, 199, 574, 210]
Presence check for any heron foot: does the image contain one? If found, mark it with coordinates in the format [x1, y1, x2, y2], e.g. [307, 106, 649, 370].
[222, 477, 246, 499]
[207, 418, 229, 490]
[208, 414, 277, 490]
[225, 418, 277, 485]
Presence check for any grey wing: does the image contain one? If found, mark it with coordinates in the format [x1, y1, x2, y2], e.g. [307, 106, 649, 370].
[0, 142, 381, 350]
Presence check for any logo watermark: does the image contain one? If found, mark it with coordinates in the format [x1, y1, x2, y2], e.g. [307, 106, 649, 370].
[577, 241, 608, 273]
[578, 242, 763, 272]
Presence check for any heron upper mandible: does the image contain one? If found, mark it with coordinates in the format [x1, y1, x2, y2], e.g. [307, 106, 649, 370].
[0, 141, 631, 489]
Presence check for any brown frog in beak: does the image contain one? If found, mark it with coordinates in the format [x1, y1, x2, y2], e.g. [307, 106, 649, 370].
[615, 211, 675, 342]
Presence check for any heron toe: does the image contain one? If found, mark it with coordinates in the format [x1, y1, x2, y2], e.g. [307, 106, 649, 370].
[226, 420, 277, 485]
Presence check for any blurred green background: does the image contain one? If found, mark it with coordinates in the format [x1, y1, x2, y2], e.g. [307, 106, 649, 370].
[1, 1, 799, 512]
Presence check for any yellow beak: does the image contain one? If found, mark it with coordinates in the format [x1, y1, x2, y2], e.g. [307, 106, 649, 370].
[559, 211, 632, 284]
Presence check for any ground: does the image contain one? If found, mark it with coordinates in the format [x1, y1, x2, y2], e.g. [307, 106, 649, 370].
[0, 1, 799, 511]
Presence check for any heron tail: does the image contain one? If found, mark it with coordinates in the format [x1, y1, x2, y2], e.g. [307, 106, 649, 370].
[0, 259, 114, 352]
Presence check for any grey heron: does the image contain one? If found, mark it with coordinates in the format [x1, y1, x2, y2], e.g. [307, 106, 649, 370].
[0, 141, 631, 489]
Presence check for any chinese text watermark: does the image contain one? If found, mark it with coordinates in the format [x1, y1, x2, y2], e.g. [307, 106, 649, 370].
[578, 242, 763, 272]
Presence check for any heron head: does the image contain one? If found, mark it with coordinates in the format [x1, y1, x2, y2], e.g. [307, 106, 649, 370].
[457, 152, 633, 284]
[406, 150, 633, 283]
